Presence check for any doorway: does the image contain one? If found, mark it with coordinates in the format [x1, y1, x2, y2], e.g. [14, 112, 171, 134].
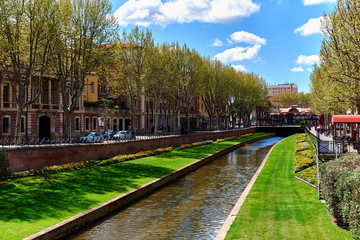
[39, 116, 51, 139]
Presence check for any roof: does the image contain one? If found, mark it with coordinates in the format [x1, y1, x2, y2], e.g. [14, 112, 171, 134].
[279, 105, 312, 115]
[332, 115, 360, 124]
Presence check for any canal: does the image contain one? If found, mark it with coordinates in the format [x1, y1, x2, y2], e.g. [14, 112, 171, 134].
[71, 137, 283, 240]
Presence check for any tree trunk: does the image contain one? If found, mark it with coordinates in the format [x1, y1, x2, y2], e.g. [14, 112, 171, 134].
[64, 110, 72, 141]
[185, 108, 190, 133]
[154, 97, 159, 136]
[15, 104, 24, 144]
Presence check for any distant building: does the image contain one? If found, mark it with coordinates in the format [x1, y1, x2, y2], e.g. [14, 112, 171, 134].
[267, 83, 298, 98]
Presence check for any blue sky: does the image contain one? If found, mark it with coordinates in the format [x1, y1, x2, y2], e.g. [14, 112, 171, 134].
[109, 0, 336, 93]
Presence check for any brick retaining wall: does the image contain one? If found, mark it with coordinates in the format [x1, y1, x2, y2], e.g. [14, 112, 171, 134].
[7, 128, 256, 172]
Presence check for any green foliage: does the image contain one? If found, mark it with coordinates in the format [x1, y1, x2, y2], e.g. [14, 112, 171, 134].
[300, 120, 307, 130]
[321, 152, 360, 239]
[310, 0, 360, 114]
[0, 148, 10, 180]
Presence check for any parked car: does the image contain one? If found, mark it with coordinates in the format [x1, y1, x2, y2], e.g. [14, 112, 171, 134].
[80, 132, 104, 143]
[113, 131, 133, 140]
[103, 130, 118, 140]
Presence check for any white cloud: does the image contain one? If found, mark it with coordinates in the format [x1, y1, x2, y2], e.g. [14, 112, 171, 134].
[307, 68, 313, 72]
[211, 38, 223, 47]
[228, 31, 266, 45]
[296, 54, 320, 65]
[294, 16, 324, 36]
[113, 0, 260, 26]
[302, 0, 335, 5]
[232, 64, 247, 72]
[214, 45, 261, 63]
[291, 66, 304, 72]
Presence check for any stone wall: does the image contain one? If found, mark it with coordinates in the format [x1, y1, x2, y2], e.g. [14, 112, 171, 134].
[7, 128, 256, 172]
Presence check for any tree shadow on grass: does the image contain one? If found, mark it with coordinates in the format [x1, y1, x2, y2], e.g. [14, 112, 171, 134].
[0, 163, 173, 223]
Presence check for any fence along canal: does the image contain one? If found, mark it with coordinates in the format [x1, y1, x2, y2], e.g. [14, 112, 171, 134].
[71, 137, 283, 240]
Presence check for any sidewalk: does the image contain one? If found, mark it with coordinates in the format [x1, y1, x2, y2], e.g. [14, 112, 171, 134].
[308, 126, 333, 141]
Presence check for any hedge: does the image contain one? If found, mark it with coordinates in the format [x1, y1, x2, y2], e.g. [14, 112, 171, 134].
[321, 152, 360, 239]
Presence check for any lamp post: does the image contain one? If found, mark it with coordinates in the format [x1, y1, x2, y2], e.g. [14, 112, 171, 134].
[316, 129, 320, 199]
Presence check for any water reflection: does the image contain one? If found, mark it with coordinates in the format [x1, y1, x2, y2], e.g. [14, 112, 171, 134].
[71, 137, 283, 240]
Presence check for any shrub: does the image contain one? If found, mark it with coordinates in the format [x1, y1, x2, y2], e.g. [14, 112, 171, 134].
[295, 155, 315, 172]
[0, 148, 11, 180]
[321, 152, 360, 238]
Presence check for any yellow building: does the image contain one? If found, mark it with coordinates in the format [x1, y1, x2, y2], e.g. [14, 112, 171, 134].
[83, 73, 99, 102]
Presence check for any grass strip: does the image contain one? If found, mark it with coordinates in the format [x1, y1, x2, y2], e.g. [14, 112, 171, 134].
[225, 134, 352, 240]
[0, 132, 269, 240]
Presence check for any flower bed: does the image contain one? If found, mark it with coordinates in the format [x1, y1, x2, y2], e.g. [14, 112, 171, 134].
[296, 134, 306, 143]
[12, 160, 98, 178]
[180, 140, 213, 149]
[296, 165, 317, 186]
[295, 155, 315, 172]
[297, 149, 315, 159]
[100, 147, 174, 165]
[295, 144, 310, 153]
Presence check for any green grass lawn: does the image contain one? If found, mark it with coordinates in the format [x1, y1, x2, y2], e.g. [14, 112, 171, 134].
[225, 134, 352, 240]
[0, 132, 269, 240]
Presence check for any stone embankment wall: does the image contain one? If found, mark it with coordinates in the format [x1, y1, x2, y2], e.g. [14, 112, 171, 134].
[7, 128, 255, 172]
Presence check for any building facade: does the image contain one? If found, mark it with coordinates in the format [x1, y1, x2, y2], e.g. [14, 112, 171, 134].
[267, 83, 298, 98]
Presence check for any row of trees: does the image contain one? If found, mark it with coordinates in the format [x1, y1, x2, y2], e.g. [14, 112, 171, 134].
[0, 0, 117, 139]
[0, 0, 268, 139]
[104, 27, 268, 135]
[271, 92, 311, 108]
[310, 0, 360, 115]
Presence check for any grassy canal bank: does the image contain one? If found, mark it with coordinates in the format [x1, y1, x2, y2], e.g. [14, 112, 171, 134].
[0, 132, 270, 240]
[225, 134, 352, 240]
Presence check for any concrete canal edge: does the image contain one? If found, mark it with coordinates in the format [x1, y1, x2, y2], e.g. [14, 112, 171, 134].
[23, 133, 275, 240]
[215, 137, 286, 240]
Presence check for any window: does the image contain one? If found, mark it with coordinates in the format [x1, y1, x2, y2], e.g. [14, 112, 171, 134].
[3, 83, 9, 102]
[93, 118, 97, 130]
[85, 117, 90, 131]
[75, 117, 80, 131]
[100, 86, 106, 94]
[107, 118, 111, 129]
[90, 82, 94, 93]
[21, 116, 25, 133]
[108, 87, 112, 95]
[113, 119, 117, 131]
[2, 117, 9, 134]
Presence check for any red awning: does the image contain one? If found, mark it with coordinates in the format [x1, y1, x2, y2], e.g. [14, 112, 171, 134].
[332, 115, 360, 124]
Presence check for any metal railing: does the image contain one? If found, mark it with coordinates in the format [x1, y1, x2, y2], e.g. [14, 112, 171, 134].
[1, 127, 253, 148]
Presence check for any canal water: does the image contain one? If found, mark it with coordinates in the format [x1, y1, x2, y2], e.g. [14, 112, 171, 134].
[71, 137, 283, 240]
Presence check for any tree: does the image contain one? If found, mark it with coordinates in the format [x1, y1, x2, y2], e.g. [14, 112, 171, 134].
[0, 0, 58, 141]
[198, 57, 216, 130]
[315, 0, 360, 113]
[50, 0, 117, 139]
[173, 43, 201, 132]
[107, 27, 153, 135]
[145, 43, 175, 135]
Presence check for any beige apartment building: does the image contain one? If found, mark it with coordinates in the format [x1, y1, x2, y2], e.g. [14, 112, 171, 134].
[267, 83, 298, 98]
